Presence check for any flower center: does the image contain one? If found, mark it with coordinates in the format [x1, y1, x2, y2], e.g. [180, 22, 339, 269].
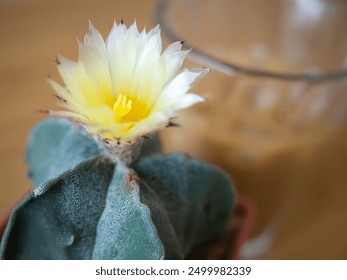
[113, 94, 151, 123]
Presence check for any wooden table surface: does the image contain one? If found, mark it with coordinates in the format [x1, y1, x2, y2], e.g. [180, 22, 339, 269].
[1, 0, 347, 259]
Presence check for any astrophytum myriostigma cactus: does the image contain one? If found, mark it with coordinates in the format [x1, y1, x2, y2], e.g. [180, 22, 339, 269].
[0, 21, 236, 260]
[0, 119, 235, 259]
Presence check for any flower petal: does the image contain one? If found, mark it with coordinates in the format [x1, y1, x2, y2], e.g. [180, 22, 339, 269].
[153, 68, 209, 111]
[124, 111, 169, 140]
[107, 20, 127, 49]
[162, 41, 182, 56]
[58, 56, 103, 107]
[164, 49, 189, 79]
[47, 78, 85, 114]
[48, 110, 89, 123]
[162, 41, 188, 78]
[79, 22, 113, 106]
[146, 24, 162, 57]
[173, 93, 205, 110]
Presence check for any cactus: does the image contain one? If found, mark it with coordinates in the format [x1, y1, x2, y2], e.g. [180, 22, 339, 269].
[0, 20, 237, 259]
[0, 119, 236, 260]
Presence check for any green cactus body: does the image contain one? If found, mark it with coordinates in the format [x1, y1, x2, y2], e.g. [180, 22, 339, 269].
[0, 119, 236, 259]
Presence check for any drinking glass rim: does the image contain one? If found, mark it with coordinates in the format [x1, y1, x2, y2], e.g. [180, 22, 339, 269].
[155, 0, 347, 83]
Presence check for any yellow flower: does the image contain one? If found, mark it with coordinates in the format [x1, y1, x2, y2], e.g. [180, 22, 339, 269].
[48, 20, 207, 145]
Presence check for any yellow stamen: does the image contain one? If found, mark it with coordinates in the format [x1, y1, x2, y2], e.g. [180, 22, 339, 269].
[113, 94, 132, 121]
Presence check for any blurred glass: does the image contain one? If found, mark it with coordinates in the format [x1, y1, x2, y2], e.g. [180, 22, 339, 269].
[156, 0, 347, 258]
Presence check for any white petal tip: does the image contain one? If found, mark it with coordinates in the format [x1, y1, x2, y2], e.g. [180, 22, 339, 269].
[174, 93, 205, 110]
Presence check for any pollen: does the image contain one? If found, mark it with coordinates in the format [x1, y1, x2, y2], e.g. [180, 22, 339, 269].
[113, 94, 151, 123]
[113, 94, 132, 121]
